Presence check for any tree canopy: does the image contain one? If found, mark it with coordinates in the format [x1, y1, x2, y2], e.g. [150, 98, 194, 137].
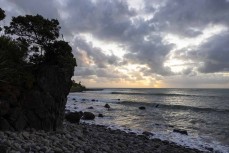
[0, 8, 5, 21]
[0, 9, 76, 87]
[5, 14, 60, 46]
[0, 8, 5, 31]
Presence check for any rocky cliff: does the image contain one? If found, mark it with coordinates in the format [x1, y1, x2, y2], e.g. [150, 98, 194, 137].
[0, 11, 76, 131]
[0, 65, 74, 131]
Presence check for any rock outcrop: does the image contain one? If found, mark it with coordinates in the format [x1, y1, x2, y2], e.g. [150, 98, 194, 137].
[82, 112, 95, 120]
[0, 65, 74, 131]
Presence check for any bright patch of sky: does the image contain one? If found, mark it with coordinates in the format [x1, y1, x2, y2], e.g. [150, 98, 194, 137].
[163, 24, 228, 73]
[78, 33, 126, 58]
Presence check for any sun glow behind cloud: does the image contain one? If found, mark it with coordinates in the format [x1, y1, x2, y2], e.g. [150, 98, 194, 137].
[164, 24, 228, 50]
[79, 33, 126, 58]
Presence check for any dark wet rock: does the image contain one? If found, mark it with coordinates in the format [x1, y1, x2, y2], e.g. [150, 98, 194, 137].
[113, 99, 121, 101]
[205, 147, 213, 152]
[155, 104, 159, 108]
[65, 112, 83, 124]
[104, 104, 110, 109]
[139, 106, 146, 110]
[82, 112, 95, 120]
[0, 143, 8, 153]
[82, 99, 86, 101]
[87, 107, 94, 109]
[98, 114, 104, 117]
[173, 129, 188, 135]
[72, 98, 76, 100]
[142, 131, 154, 137]
[91, 99, 96, 102]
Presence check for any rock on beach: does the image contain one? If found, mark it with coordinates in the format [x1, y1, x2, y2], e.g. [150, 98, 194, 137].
[82, 112, 95, 120]
[0, 122, 204, 153]
[65, 112, 83, 123]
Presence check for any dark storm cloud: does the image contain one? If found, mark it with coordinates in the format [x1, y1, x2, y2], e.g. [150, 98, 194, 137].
[74, 66, 127, 79]
[0, 0, 176, 76]
[197, 31, 229, 73]
[124, 35, 174, 76]
[173, 31, 229, 74]
[60, 0, 176, 76]
[1, 0, 73, 36]
[7, 0, 59, 18]
[62, 0, 136, 41]
[1, 0, 229, 81]
[151, 0, 229, 37]
[74, 67, 94, 76]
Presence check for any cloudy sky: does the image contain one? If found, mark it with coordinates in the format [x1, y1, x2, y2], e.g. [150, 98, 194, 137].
[1, 0, 229, 88]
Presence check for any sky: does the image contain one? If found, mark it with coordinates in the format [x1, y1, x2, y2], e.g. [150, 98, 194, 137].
[1, 0, 229, 88]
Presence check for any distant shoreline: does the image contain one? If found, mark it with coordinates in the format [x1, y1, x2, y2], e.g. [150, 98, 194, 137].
[70, 88, 103, 92]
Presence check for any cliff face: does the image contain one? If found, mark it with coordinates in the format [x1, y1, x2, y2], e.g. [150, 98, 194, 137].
[0, 65, 74, 131]
[0, 11, 76, 131]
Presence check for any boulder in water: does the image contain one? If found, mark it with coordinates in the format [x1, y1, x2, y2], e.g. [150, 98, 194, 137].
[139, 106, 146, 110]
[173, 129, 188, 135]
[87, 106, 94, 109]
[82, 112, 95, 120]
[98, 114, 104, 117]
[104, 104, 110, 109]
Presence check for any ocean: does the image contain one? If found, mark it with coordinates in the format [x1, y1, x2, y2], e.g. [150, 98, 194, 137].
[66, 88, 229, 153]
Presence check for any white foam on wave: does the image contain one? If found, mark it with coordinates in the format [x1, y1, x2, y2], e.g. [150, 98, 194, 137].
[81, 119, 229, 153]
[150, 131, 229, 153]
[66, 99, 104, 112]
[85, 90, 112, 94]
[68, 93, 121, 104]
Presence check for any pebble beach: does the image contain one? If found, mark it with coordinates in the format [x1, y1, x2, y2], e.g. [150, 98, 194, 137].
[0, 122, 204, 153]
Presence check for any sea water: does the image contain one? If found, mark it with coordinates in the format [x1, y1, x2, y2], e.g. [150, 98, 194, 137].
[66, 88, 229, 153]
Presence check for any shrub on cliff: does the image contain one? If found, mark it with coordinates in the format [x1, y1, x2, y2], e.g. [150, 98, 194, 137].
[71, 81, 86, 92]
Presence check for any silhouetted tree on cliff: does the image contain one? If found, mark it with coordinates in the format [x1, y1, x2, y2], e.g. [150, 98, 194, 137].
[0, 8, 5, 31]
[1, 12, 76, 87]
[0, 9, 76, 131]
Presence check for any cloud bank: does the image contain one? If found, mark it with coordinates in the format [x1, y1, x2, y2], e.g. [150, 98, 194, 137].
[1, 0, 229, 88]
